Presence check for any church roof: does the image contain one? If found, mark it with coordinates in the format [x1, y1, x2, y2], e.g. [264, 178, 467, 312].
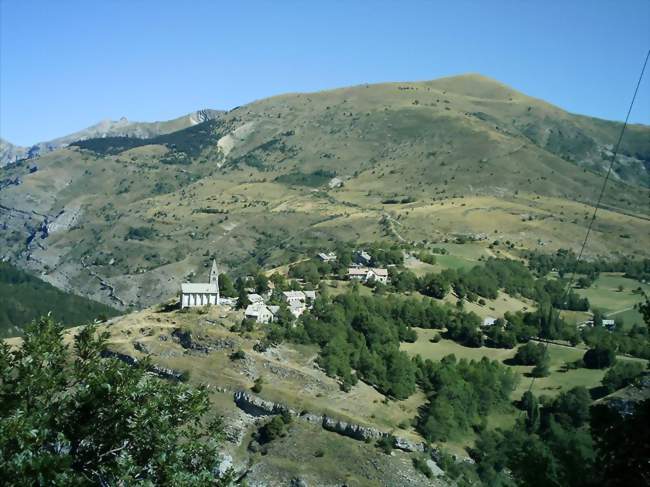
[181, 283, 219, 294]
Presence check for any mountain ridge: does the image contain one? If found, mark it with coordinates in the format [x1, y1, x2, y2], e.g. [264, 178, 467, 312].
[1, 74, 648, 310]
[0, 108, 223, 166]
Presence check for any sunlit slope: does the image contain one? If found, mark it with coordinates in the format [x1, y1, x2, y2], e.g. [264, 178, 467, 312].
[1, 74, 648, 309]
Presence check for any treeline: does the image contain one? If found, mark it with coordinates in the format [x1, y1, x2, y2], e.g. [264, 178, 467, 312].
[527, 248, 650, 282]
[72, 119, 223, 159]
[415, 354, 518, 442]
[582, 321, 650, 360]
[391, 257, 589, 311]
[0, 262, 119, 338]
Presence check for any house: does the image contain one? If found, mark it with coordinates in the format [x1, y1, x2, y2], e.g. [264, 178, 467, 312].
[317, 252, 337, 262]
[482, 317, 497, 327]
[181, 260, 220, 308]
[579, 318, 617, 331]
[244, 303, 275, 324]
[347, 267, 389, 284]
[353, 250, 372, 266]
[247, 293, 264, 304]
[282, 290, 307, 307]
[281, 290, 317, 318]
[602, 319, 616, 331]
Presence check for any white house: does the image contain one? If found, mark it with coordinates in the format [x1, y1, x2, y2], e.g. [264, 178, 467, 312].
[245, 303, 276, 324]
[247, 293, 265, 304]
[282, 290, 317, 318]
[347, 267, 389, 284]
[282, 290, 306, 307]
[181, 260, 220, 308]
[317, 252, 337, 262]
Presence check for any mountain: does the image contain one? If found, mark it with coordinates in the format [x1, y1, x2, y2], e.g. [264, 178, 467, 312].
[0, 261, 119, 338]
[0, 109, 223, 166]
[1, 74, 648, 309]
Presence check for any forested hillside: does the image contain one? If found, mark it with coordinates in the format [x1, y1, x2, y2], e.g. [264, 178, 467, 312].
[0, 262, 119, 338]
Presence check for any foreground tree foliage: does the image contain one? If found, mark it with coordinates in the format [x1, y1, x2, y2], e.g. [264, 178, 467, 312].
[0, 316, 231, 486]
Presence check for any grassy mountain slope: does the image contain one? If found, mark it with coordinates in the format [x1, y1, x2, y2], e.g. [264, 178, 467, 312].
[0, 262, 119, 338]
[0, 74, 648, 309]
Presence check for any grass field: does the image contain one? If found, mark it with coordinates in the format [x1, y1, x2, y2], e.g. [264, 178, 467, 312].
[401, 327, 647, 450]
[401, 328, 647, 401]
[576, 273, 649, 327]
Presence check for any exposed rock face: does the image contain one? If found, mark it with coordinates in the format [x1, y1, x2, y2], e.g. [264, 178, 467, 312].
[233, 391, 296, 417]
[171, 328, 237, 354]
[321, 416, 383, 441]
[133, 341, 150, 353]
[232, 391, 425, 452]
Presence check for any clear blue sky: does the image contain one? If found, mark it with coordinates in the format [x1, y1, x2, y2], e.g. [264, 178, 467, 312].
[1, 0, 649, 146]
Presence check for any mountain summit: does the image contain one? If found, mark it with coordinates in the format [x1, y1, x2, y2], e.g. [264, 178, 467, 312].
[1, 74, 648, 309]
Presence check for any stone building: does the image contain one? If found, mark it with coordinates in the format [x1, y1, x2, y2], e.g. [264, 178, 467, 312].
[180, 260, 220, 308]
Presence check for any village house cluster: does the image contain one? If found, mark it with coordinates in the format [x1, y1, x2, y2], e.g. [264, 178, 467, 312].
[180, 247, 388, 322]
[179, 260, 317, 324]
[244, 289, 316, 324]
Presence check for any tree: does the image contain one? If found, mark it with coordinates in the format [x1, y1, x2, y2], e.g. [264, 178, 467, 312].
[602, 361, 645, 393]
[254, 273, 270, 294]
[419, 272, 451, 299]
[512, 342, 548, 366]
[531, 357, 550, 377]
[591, 399, 650, 486]
[236, 287, 250, 310]
[218, 273, 237, 297]
[583, 345, 616, 369]
[0, 316, 231, 485]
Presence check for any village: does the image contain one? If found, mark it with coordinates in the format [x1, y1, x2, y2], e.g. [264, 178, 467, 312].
[179, 249, 390, 325]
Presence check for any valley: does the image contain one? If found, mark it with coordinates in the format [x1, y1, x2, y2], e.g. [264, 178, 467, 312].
[2, 74, 649, 486]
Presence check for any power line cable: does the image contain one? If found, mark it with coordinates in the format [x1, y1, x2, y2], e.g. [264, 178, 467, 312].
[525, 48, 650, 398]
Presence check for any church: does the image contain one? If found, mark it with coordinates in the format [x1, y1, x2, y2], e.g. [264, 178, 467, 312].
[180, 260, 220, 308]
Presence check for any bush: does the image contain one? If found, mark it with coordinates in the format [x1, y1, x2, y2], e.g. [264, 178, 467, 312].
[125, 226, 156, 241]
[412, 456, 433, 478]
[257, 416, 286, 444]
[230, 349, 246, 360]
[602, 361, 644, 392]
[376, 434, 395, 454]
[252, 377, 264, 393]
[583, 346, 617, 369]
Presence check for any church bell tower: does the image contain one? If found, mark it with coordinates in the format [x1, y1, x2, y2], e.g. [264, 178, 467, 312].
[210, 260, 220, 304]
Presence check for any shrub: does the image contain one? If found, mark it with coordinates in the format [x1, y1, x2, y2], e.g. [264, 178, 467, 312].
[602, 361, 644, 392]
[583, 346, 617, 369]
[230, 349, 246, 360]
[252, 377, 264, 393]
[412, 456, 433, 478]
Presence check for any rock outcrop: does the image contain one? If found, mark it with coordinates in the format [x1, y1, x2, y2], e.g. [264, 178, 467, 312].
[233, 391, 296, 417]
[172, 328, 237, 354]
[232, 390, 425, 452]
